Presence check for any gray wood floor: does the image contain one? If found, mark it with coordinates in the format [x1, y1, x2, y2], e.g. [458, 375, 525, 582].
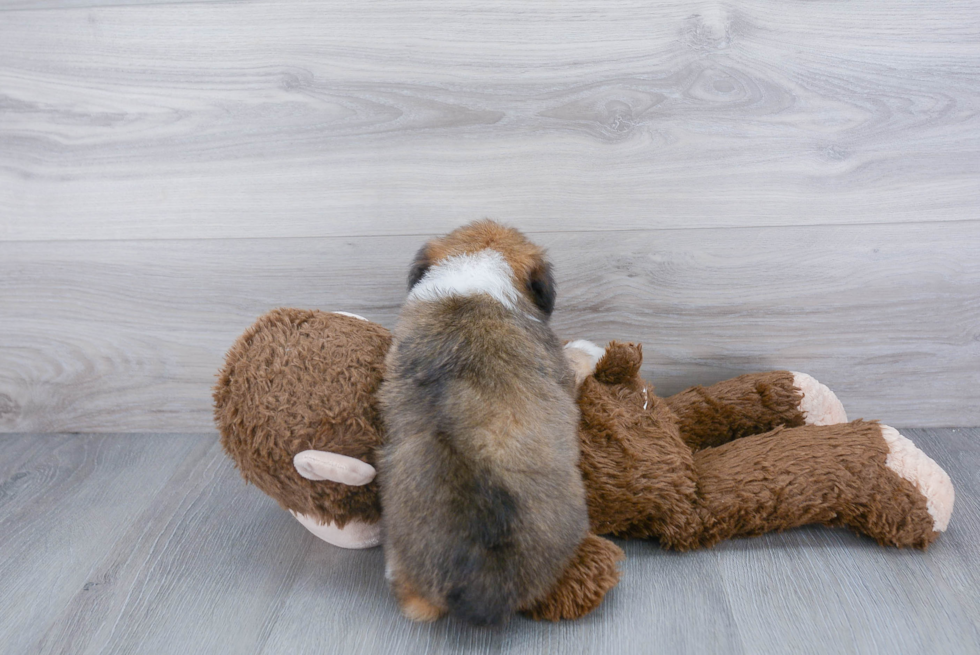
[2, 428, 977, 655]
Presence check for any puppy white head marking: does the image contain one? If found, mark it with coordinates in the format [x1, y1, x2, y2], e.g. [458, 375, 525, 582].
[408, 249, 520, 309]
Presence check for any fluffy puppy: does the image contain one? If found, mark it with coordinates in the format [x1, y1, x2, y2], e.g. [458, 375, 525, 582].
[379, 220, 589, 626]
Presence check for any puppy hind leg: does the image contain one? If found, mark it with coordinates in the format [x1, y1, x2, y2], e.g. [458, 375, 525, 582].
[389, 566, 447, 623]
[400, 592, 446, 623]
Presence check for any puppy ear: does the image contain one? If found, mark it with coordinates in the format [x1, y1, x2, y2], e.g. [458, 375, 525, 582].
[527, 261, 556, 317]
[408, 244, 432, 290]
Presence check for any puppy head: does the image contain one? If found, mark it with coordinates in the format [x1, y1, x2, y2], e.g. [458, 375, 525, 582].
[408, 220, 556, 317]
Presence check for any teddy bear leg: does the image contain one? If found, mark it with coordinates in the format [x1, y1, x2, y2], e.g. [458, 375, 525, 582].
[665, 371, 847, 451]
[692, 421, 953, 549]
[521, 533, 624, 621]
[878, 425, 954, 534]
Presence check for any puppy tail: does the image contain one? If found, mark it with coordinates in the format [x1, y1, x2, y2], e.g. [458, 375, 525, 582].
[446, 580, 518, 627]
[445, 478, 521, 626]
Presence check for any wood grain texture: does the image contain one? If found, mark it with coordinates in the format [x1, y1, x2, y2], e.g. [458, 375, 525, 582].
[0, 0, 228, 10]
[1, 0, 978, 240]
[32, 440, 314, 655]
[4, 430, 977, 654]
[0, 433, 208, 655]
[1, 222, 977, 432]
[717, 526, 979, 654]
[904, 427, 980, 632]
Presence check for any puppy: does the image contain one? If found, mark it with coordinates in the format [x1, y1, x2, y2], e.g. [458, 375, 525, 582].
[379, 220, 588, 626]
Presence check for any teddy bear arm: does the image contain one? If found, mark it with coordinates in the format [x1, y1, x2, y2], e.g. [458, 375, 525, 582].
[520, 533, 624, 621]
[665, 371, 811, 451]
[563, 340, 609, 387]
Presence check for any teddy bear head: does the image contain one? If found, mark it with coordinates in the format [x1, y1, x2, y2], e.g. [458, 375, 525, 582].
[214, 308, 391, 528]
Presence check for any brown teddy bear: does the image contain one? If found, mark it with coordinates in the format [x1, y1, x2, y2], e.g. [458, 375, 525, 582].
[214, 308, 954, 621]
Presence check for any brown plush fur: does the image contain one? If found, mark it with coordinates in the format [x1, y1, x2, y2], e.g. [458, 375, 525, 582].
[215, 309, 946, 623]
[664, 370, 807, 451]
[694, 421, 938, 548]
[379, 222, 588, 625]
[520, 533, 625, 621]
[576, 342, 702, 548]
[578, 342, 941, 551]
[214, 308, 390, 528]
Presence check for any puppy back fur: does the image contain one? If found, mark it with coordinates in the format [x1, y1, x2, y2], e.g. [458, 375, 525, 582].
[379, 222, 588, 625]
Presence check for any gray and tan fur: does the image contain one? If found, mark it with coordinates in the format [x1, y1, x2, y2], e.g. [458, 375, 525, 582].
[378, 220, 588, 626]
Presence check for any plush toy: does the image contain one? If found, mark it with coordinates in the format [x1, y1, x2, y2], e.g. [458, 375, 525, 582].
[214, 308, 955, 620]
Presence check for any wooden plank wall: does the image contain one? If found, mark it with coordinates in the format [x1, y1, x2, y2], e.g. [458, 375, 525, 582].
[1, 0, 978, 431]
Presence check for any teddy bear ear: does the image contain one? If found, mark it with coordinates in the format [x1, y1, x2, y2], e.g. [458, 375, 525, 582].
[593, 341, 643, 384]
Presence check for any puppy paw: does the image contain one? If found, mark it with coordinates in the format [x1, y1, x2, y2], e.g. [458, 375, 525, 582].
[389, 565, 447, 622]
[400, 594, 446, 623]
[880, 425, 955, 532]
[791, 372, 847, 425]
